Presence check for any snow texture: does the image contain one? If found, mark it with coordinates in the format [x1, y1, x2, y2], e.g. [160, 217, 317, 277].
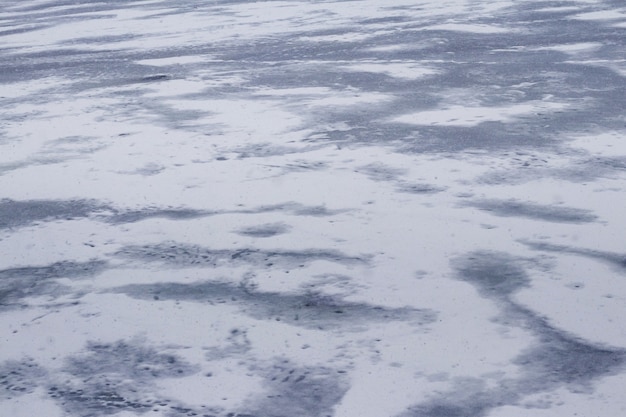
[1, 0, 625, 416]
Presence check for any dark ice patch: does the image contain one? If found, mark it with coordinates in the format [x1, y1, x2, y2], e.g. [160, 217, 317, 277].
[452, 251, 531, 298]
[255, 202, 344, 217]
[204, 328, 251, 359]
[0, 276, 70, 311]
[234, 143, 320, 159]
[274, 160, 329, 174]
[0, 161, 27, 176]
[521, 241, 626, 271]
[48, 386, 154, 415]
[594, 155, 626, 171]
[403, 398, 490, 417]
[0, 260, 108, 310]
[108, 203, 341, 224]
[138, 74, 171, 82]
[6, 0, 119, 14]
[236, 223, 291, 238]
[65, 339, 198, 380]
[62, 34, 137, 45]
[432, 251, 626, 416]
[515, 333, 626, 389]
[0, 199, 218, 227]
[0, 358, 47, 399]
[476, 154, 626, 186]
[565, 156, 626, 182]
[128, 162, 165, 176]
[0, 199, 342, 230]
[397, 291, 626, 417]
[357, 162, 408, 182]
[0, 155, 81, 176]
[242, 360, 349, 417]
[112, 281, 435, 331]
[53, 339, 199, 416]
[43, 135, 105, 155]
[405, 404, 478, 417]
[0, 198, 109, 229]
[114, 242, 368, 269]
[399, 336, 626, 417]
[463, 199, 598, 223]
[0, 24, 52, 38]
[396, 182, 446, 194]
[399, 377, 515, 417]
[107, 207, 212, 224]
[506, 303, 626, 389]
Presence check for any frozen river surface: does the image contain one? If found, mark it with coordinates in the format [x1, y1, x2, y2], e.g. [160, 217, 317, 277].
[1, 1, 626, 416]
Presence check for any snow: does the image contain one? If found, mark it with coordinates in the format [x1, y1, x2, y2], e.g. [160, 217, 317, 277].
[393, 101, 568, 127]
[1, 0, 626, 416]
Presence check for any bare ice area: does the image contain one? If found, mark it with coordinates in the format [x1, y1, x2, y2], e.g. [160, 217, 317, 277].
[1, 0, 625, 416]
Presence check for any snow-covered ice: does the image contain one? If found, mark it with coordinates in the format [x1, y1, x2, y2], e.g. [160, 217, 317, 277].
[1, 0, 625, 416]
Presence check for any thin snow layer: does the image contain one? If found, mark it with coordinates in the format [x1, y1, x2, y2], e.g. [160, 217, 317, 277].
[393, 101, 568, 127]
[1, 0, 626, 417]
[419, 23, 512, 33]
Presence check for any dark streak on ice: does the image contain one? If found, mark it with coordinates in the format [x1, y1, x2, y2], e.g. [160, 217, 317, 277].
[357, 162, 407, 182]
[1, 0, 625, 416]
[0, 260, 107, 310]
[522, 240, 626, 271]
[462, 199, 598, 223]
[111, 280, 434, 330]
[139, 74, 171, 82]
[0, 198, 108, 229]
[408, 251, 626, 417]
[0, 358, 47, 400]
[0, 198, 341, 230]
[53, 339, 196, 416]
[245, 360, 349, 417]
[114, 242, 369, 269]
[236, 222, 291, 238]
[107, 207, 212, 224]
[452, 251, 531, 298]
[396, 182, 446, 194]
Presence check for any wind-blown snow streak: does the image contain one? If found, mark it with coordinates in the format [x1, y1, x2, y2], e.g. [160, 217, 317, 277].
[1, 0, 625, 417]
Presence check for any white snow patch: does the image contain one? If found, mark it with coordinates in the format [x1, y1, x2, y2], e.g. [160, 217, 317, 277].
[252, 86, 335, 97]
[299, 32, 380, 43]
[136, 55, 213, 66]
[531, 42, 603, 54]
[0, 389, 65, 417]
[420, 22, 511, 33]
[569, 131, 626, 157]
[338, 62, 439, 80]
[156, 366, 264, 409]
[571, 9, 626, 21]
[563, 59, 626, 77]
[392, 101, 567, 127]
